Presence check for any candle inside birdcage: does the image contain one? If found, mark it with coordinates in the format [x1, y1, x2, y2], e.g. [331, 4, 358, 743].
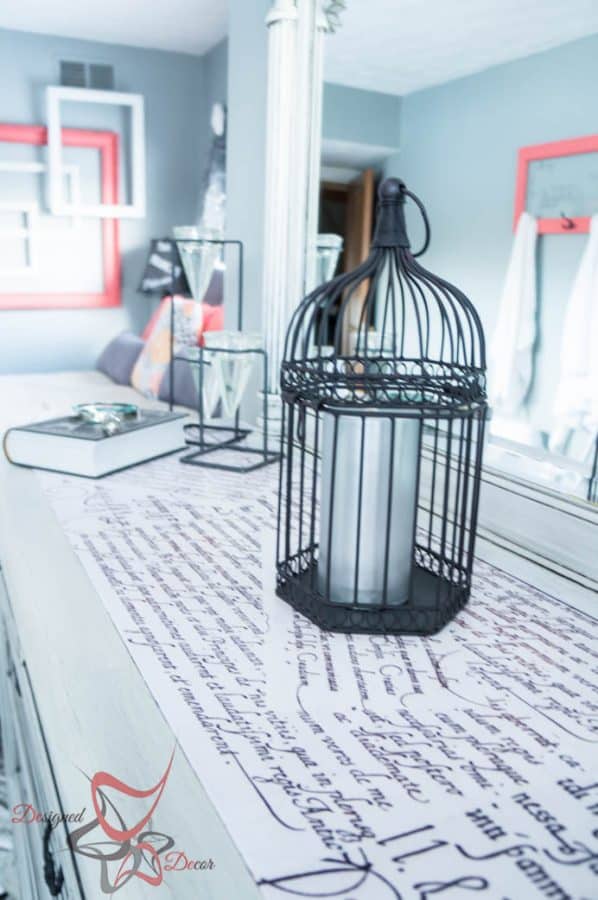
[318, 411, 420, 605]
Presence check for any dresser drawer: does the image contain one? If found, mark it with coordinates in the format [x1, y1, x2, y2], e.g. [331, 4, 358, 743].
[0, 570, 85, 899]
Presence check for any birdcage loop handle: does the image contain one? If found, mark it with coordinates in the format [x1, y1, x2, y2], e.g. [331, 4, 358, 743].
[402, 188, 431, 257]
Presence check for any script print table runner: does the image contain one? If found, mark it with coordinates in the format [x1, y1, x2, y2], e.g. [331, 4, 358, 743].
[40, 457, 597, 899]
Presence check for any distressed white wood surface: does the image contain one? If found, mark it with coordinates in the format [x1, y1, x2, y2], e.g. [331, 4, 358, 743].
[0, 459, 262, 899]
[0, 373, 259, 899]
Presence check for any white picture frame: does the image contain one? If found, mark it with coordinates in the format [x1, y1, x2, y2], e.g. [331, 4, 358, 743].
[0, 203, 39, 275]
[0, 161, 81, 229]
[46, 86, 146, 219]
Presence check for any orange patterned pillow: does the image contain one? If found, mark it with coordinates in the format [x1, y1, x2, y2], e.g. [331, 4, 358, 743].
[131, 296, 203, 398]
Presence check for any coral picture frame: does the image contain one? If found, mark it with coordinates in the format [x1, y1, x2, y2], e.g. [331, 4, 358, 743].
[514, 134, 598, 234]
[0, 124, 120, 309]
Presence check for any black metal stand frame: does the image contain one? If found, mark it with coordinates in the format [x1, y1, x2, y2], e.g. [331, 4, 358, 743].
[168, 236, 280, 473]
[179, 345, 280, 472]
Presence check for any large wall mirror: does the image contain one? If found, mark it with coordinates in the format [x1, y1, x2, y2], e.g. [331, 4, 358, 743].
[311, 1, 598, 513]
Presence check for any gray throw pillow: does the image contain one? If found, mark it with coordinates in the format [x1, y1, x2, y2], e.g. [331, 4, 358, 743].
[97, 332, 144, 385]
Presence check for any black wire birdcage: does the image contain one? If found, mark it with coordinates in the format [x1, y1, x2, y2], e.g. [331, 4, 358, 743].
[276, 177, 488, 634]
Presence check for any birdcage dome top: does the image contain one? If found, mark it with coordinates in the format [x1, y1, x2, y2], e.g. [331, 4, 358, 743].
[281, 178, 486, 412]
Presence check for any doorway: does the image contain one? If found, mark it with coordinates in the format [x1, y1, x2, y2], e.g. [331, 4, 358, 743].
[318, 167, 377, 350]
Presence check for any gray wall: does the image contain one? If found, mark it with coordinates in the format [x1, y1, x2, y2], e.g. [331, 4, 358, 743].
[197, 37, 228, 222]
[0, 28, 223, 374]
[225, 0, 270, 336]
[323, 82, 400, 149]
[204, 38, 228, 111]
[388, 33, 598, 425]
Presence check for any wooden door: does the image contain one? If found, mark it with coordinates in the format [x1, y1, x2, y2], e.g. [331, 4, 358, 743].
[342, 168, 375, 351]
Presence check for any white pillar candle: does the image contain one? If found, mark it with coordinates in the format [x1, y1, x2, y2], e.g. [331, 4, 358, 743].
[318, 412, 420, 606]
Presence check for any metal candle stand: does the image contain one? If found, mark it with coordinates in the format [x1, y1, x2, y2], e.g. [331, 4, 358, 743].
[168, 237, 280, 473]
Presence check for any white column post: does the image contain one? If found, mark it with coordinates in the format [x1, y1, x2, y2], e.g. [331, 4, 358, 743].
[304, 4, 326, 294]
[262, 0, 325, 405]
[285, 0, 315, 323]
[262, 0, 298, 397]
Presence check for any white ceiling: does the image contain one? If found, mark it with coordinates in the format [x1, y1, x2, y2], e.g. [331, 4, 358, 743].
[321, 138, 395, 168]
[0, 0, 228, 56]
[2, 0, 597, 92]
[324, 0, 598, 95]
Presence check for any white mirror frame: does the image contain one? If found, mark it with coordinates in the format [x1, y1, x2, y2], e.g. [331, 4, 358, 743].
[476, 451, 598, 591]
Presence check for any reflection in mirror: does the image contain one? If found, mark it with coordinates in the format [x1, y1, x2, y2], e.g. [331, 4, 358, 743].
[317, 0, 598, 505]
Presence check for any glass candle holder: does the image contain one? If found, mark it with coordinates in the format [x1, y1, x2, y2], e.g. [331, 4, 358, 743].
[203, 331, 263, 419]
[316, 234, 343, 285]
[318, 412, 420, 606]
[173, 226, 220, 304]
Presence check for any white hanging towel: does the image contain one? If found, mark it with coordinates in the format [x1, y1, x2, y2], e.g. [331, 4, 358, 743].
[550, 213, 598, 458]
[489, 211, 537, 415]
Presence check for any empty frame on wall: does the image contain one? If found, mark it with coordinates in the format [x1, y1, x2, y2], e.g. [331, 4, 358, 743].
[0, 202, 38, 276]
[514, 134, 598, 234]
[0, 161, 82, 231]
[0, 124, 121, 309]
[46, 86, 146, 219]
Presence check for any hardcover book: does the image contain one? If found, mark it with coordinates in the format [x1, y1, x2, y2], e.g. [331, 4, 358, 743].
[3, 409, 188, 478]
